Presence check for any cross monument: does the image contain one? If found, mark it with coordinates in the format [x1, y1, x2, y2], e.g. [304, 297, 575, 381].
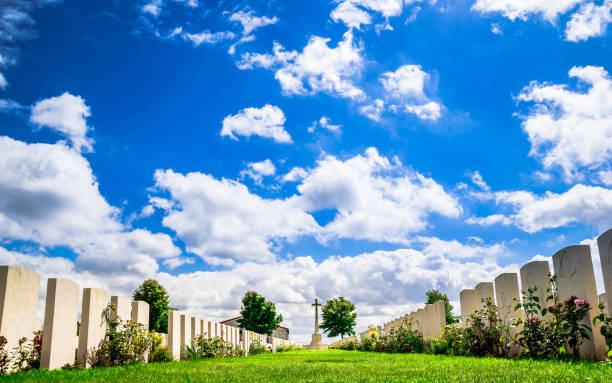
[304, 298, 328, 350]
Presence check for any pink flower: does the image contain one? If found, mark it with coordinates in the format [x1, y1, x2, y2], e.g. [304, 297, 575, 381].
[574, 299, 585, 305]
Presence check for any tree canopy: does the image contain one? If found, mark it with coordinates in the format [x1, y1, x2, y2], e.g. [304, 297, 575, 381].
[320, 297, 357, 339]
[425, 289, 459, 324]
[237, 291, 283, 336]
[133, 279, 174, 333]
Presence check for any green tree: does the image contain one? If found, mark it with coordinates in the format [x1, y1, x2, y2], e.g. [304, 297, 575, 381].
[425, 289, 459, 324]
[133, 279, 174, 333]
[237, 291, 283, 336]
[320, 297, 357, 339]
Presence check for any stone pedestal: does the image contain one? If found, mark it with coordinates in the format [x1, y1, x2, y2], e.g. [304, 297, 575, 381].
[304, 333, 328, 350]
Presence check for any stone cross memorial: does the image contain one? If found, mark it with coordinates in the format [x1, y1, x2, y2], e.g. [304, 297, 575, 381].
[304, 298, 328, 350]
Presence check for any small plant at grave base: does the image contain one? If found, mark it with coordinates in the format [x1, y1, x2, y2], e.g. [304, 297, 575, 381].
[8, 331, 42, 374]
[184, 335, 243, 360]
[149, 331, 172, 363]
[465, 298, 511, 358]
[539, 274, 567, 359]
[276, 344, 303, 352]
[552, 295, 592, 360]
[513, 286, 550, 359]
[593, 304, 612, 358]
[435, 325, 468, 356]
[383, 322, 424, 354]
[0, 337, 10, 375]
[88, 304, 153, 367]
[248, 340, 268, 355]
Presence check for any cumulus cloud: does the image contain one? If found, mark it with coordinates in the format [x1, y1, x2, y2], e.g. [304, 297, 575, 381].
[151, 169, 319, 266]
[468, 184, 612, 233]
[565, 1, 612, 42]
[518, 66, 612, 181]
[373, 64, 443, 121]
[240, 159, 277, 186]
[308, 116, 342, 133]
[297, 148, 462, 243]
[30, 92, 94, 152]
[221, 104, 292, 143]
[142, 0, 162, 17]
[238, 31, 365, 100]
[0, 136, 182, 277]
[177, 28, 236, 46]
[331, 2, 373, 29]
[471, 0, 583, 22]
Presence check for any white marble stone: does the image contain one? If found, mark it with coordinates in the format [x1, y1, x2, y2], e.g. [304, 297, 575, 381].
[553, 245, 607, 359]
[41, 278, 79, 370]
[78, 288, 109, 367]
[459, 289, 476, 326]
[110, 295, 132, 323]
[180, 314, 191, 359]
[0, 266, 40, 351]
[597, 228, 612, 319]
[167, 310, 181, 361]
[131, 301, 149, 328]
[519, 260, 552, 321]
[475, 282, 495, 311]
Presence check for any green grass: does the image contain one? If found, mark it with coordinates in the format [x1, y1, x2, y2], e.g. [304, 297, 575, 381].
[2, 350, 611, 382]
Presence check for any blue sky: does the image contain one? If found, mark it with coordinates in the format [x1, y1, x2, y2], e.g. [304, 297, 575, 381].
[1, 0, 612, 343]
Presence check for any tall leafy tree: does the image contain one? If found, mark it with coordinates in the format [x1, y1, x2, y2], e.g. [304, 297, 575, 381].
[237, 291, 283, 336]
[425, 289, 459, 324]
[133, 279, 174, 333]
[320, 297, 357, 339]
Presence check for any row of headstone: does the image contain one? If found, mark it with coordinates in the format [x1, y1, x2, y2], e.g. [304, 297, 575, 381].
[0, 266, 150, 370]
[459, 227, 612, 360]
[329, 335, 358, 348]
[380, 300, 446, 340]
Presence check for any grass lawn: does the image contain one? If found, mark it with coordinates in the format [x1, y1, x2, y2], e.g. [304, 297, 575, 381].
[2, 350, 611, 382]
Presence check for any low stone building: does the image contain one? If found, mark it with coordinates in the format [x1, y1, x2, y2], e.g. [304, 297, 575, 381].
[220, 316, 290, 340]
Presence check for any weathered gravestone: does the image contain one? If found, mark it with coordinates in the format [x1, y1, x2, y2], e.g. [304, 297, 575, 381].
[553, 245, 606, 359]
[0, 266, 40, 352]
[475, 282, 495, 311]
[519, 260, 552, 321]
[597, 228, 612, 319]
[131, 301, 149, 328]
[78, 288, 109, 367]
[494, 273, 521, 326]
[459, 289, 476, 326]
[180, 314, 191, 359]
[167, 310, 181, 360]
[41, 278, 79, 370]
[111, 295, 132, 323]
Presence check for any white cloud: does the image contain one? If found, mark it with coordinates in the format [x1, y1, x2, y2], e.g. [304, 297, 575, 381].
[221, 104, 292, 143]
[282, 167, 309, 183]
[471, 0, 583, 22]
[491, 23, 503, 35]
[346, 0, 409, 18]
[469, 184, 612, 233]
[565, 1, 612, 42]
[228, 11, 278, 54]
[0, 136, 181, 277]
[30, 92, 94, 153]
[0, 98, 22, 111]
[151, 169, 319, 266]
[296, 148, 462, 243]
[239, 32, 365, 100]
[599, 169, 612, 185]
[360, 98, 385, 121]
[518, 66, 612, 181]
[229, 11, 278, 36]
[380, 65, 443, 121]
[240, 159, 277, 186]
[142, 0, 162, 17]
[308, 116, 342, 133]
[331, 2, 373, 29]
[181, 30, 236, 46]
[470, 170, 491, 192]
[0, 73, 6, 89]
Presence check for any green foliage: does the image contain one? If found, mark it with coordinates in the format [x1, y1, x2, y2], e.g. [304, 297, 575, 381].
[133, 279, 174, 333]
[237, 291, 283, 336]
[148, 332, 172, 363]
[320, 297, 357, 339]
[425, 289, 459, 324]
[551, 295, 591, 360]
[184, 335, 243, 360]
[248, 341, 268, 355]
[0, 331, 43, 376]
[88, 304, 152, 367]
[276, 344, 303, 352]
[513, 286, 553, 358]
[379, 322, 424, 354]
[434, 325, 468, 356]
[593, 304, 612, 358]
[465, 298, 511, 357]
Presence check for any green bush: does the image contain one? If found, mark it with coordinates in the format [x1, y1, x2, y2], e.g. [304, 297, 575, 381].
[465, 298, 511, 358]
[149, 332, 172, 363]
[593, 304, 612, 359]
[434, 325, 468, 356]
[248, 341, 268, 355]
[276, 344, 303, 352]
[184, 335, 243, 360]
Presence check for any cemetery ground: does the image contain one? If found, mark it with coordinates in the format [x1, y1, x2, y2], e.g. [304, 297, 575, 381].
[2, 350, 611, 382]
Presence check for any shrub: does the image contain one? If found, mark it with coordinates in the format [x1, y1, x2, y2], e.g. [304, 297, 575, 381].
[593, 304, 612, 359]
[248, 341, 268, 355]
[552, 295, 591, 360]
[435, 325, 468, 356]
[148, 331, 172, 363]
[184, 335, 243, 360]
[465, 298, 511, 357]
[276, 344, 303, 352]
[514, 287, 551, 358]
[383, 323, 424, 354]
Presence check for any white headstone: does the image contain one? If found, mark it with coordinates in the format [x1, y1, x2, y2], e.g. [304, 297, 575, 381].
[459, 289, 476, 326]
[78, 288, 109, 367]
[110, 295, 132, 323]
[167, 310, 181, 361]
[597, 228, 612, 319]
[475, 282, 495, 311]
[0, 266, 40, 351]
[180, 314, 191, 359]
[131, 301, 149, 328]
[519, 260, 552, 321]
